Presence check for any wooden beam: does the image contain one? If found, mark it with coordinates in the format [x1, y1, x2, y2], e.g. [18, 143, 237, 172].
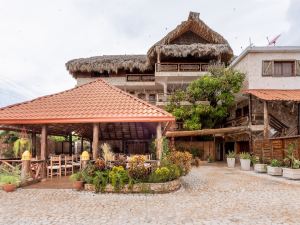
[166, 126, 249, 138]
[92, 123, 99, 159]
[81, 137, 84, 153]
[298, 103, 300, 135]
[263, 101, 269, 139]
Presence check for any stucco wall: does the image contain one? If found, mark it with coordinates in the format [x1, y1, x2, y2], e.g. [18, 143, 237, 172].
[233, 52, 300, 89]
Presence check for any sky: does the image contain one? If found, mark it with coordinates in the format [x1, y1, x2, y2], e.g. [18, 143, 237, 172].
[0, 0, 299, 107]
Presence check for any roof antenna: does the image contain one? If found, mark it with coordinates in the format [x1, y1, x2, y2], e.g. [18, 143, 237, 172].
[249, 37, 254, 47]
[267, 34, 281, 46]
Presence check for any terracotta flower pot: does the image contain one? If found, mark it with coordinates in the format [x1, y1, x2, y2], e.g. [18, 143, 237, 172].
[73, 181, 84, 191]
[3, 184, 17, 192]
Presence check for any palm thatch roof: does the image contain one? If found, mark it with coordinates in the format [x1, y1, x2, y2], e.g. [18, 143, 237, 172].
[66, 55, 152, 76]
[156, 43, 232, 62]
[147, 12, 233, 63]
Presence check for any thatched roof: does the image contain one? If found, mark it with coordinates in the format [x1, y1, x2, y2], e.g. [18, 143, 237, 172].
[154, 43, 233, 62]
[147, 12, 233, 63]
[66, 55, 152, 76]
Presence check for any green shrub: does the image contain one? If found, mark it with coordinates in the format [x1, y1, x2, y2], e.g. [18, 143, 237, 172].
[69, 172, 83, 182]
[94, 158, 106, 171]
[167, 151, 192, 175]
[128, 156, 150, 181]
[239, 152, 251, 160]
[270, 159, 281, 167]
[0, 175, 19, 185]
[109, 166, 130, 191]
[226, 151, 236, 158]
[93, 170, 109, 193]
[81, 163, 97, 184]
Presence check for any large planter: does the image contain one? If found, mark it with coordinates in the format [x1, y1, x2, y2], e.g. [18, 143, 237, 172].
[73, 181, 84, 191]
[282, 168, 300, 180]
[227, 158, 235, 168]
[240, 159, 251, 171]
[254, 164, 267, 173]
[3, 184, 17, 192]
[267, 166, 282, 176]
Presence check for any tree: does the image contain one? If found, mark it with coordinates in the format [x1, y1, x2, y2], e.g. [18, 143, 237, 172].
[166, 66, 245, 130]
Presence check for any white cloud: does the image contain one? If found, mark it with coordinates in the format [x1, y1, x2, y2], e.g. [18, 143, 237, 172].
[0, 0, 295, 107]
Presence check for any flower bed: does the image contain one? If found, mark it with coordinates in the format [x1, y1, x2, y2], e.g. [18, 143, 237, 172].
[84, 179, 181, 194]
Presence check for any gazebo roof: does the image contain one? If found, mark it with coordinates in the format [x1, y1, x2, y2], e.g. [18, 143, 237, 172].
[0, 79, 175, 125]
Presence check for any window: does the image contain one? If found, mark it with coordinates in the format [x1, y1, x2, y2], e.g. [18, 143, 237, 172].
[137, 93, 146, 100]
[262, 60, 300, 77]
[274, 61, 295, 76]
[149, 94, 156, 103]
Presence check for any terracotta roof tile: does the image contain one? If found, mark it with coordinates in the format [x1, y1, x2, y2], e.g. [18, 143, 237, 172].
[0, 79, 175, 124]
[243, 89, 300, 101]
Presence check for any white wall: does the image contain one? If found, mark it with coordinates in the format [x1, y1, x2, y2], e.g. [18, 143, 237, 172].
[233, 52, 300, 89]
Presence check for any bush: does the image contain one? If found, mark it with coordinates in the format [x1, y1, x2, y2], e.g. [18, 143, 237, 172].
[226, 151, 236, 158]
[69, 172, 83, 182]
[94, 158, 106, 171]
[167, 151, 192, 175]
[93, 170, 109, 193]
[150, 167, 170, 183]
[114, 155, 127, 169]
[239, 152, 251, 160]
[0, 175, 19, 185]
[128, 156, 150, 181]
[81, 163, 97, 184]
[109, 166, 130, 191]
[270, 159, 281, 167]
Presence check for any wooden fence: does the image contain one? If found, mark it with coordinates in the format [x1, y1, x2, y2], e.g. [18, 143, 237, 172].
[253, 136, 300, 162]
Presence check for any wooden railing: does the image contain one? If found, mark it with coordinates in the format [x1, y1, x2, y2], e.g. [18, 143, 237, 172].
[126, 74, 155, 82]
[155, 63, 209, 72]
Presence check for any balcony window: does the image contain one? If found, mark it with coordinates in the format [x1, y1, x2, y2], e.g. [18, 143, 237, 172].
[262, 60, 299, 77]
[149, 94, 156, 103]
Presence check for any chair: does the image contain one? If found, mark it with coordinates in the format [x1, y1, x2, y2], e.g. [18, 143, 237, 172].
[62, 155, 73, 176]
[72, 155, 81, 170]
[47, 155, 62, 178]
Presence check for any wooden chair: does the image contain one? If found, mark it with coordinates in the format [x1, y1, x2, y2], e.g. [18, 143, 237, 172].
[47, 155, 62, 178]
[62, 155, 73, 176]
[72, 155, 81, 170]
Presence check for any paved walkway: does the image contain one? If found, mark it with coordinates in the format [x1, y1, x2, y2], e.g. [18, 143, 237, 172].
[1, 164, 300, 225]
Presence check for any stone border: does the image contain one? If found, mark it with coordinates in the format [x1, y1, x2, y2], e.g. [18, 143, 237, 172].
[84, 179, 181, 194]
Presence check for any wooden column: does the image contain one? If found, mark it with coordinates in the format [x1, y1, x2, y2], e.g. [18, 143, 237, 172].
[68, 134, 72, 156]
[248, 95, 253, 153]
[31, 132, 37, 158]
[40, 125, 47, 178]
[92, 123, 99, 160]
[298, 103, 300, 135]
[81, 137, 84, 153]
[263, 101, 269, 139]
[156, 122, 162, 161]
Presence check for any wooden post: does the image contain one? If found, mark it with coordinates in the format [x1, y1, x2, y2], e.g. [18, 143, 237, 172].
[21, 151, 31, 184]
[41, 125, 47, 178]
[81, 137, 84, 153]
[92, 123, 99, 160]
[156, 122, 162, 161]
[298, 103, 300, 135]
[263, 101, 269, 139]
[31, 132, 36, 158]
[68, 134, 72, 156]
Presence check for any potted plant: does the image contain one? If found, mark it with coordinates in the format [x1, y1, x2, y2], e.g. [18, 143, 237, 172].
[69, 172, 84, 191]
[239, 152, 251, 171]
[253, 156, 267, 173]
[267, 159, 282, 176]
[1, 175, 19, 192]
[282, 143, 300, 180]
[226, 151, 236, 168]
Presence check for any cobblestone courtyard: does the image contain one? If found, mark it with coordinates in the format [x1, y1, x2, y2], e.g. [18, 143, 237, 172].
[1, 164, 300, 225]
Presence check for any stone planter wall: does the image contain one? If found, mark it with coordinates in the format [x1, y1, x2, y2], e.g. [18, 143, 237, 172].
[282, 168, 300, 180]
[84, 179, 181, 194]
[267, 166, 282, 176]
[254, 164, 267, 173]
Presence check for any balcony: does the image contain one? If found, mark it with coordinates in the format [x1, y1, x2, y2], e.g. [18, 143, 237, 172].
[123, 74, 155, 86]
[155, 63, 209, 77]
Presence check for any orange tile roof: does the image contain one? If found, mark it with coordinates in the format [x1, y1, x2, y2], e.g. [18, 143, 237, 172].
[0, 79, 175, 124]
[243, 89, 300, 101]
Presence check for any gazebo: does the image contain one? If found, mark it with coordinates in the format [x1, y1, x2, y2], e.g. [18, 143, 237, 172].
[0, 79, 175, 165]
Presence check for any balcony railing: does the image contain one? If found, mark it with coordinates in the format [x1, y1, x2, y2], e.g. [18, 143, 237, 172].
[155, 63, 209, 72]
[126, 74, 155, 82]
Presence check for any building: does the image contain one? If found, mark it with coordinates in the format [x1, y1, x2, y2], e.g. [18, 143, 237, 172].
[227, 46, 300, 161]
[66, 12, 233, 107]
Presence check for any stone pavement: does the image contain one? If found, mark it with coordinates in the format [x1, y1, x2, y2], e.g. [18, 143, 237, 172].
[1, 164, 300, 225]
